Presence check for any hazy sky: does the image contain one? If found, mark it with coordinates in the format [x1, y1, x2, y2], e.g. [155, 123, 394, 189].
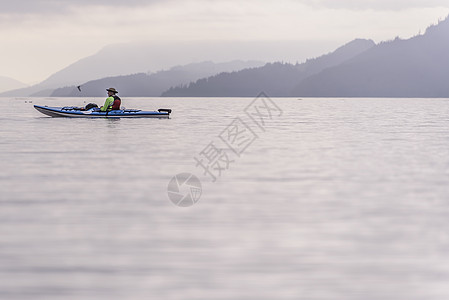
[1, 0, 448, 84]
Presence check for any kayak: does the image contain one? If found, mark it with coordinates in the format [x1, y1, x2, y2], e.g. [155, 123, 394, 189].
[34, 105, 172, 118]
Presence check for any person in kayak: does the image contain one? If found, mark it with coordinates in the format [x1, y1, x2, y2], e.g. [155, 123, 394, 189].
[100, 88, 121, 111]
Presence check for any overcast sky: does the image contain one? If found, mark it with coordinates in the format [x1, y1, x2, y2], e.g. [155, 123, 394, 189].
[1, 0, 448, 84]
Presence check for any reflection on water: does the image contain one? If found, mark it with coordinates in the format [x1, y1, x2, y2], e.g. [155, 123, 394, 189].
[1, 97, 449, 300]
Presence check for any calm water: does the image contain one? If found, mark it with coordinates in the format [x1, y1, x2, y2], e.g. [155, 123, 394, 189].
[1, 97, 449, 300]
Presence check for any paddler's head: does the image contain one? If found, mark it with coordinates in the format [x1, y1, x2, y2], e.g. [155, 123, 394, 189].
[106, 88, 118, 96]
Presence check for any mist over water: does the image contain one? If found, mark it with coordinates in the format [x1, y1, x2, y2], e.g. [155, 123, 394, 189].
[1, 97, 449, 299]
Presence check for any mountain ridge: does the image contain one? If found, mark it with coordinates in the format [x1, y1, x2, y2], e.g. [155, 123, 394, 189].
[290, 17, 449, 97]
[0, 76, 28, 94]
[162, 16, 449, 98]
[0, 40, 335, 97]
[51, 60, 266, 97]
[162, 39, 375, 97]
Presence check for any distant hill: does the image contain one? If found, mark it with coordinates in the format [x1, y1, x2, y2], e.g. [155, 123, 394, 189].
[0, 40, 334, 97]
[51, 61, 265, 97]
[162, 16, 449, 98]
[162, 39, 375, 97]
[0, 76, 27, 94]
[0, 84, 55, 97]
[291, 17, 449, 97]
